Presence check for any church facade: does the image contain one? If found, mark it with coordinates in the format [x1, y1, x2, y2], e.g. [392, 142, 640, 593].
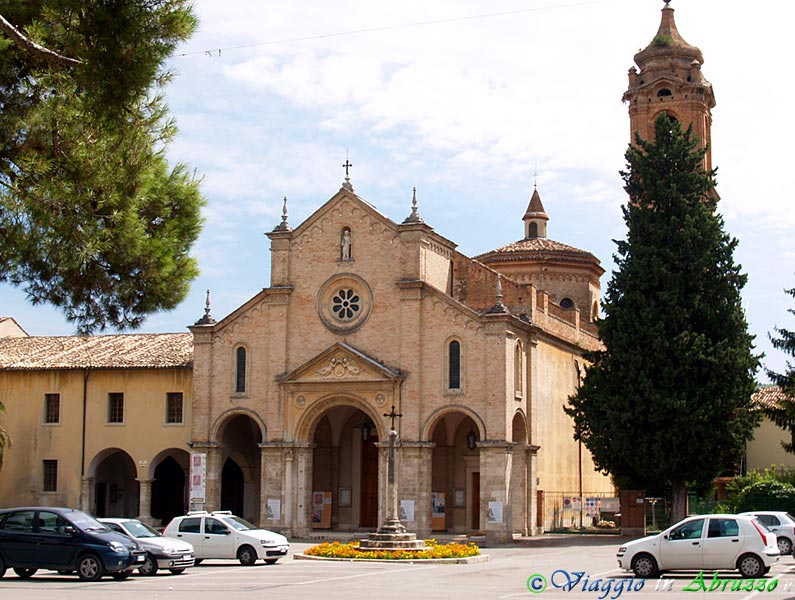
[187, 178, 609, 541]
[0, 2, 717, 541]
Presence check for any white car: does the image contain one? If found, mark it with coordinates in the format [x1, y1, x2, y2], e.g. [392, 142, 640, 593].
[617, 514, 779, 578]
[740, 511, 795, 556]
[99, 518, 195, 576]
[162, 511, 289, 565]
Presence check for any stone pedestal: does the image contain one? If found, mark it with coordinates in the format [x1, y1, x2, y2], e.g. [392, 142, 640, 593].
[357, 531, 429, 552]
[357, 423, 429, 553]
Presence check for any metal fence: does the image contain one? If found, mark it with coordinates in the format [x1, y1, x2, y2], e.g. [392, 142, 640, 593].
[645, 497, 668, 532]
[541, 491, 621, 533]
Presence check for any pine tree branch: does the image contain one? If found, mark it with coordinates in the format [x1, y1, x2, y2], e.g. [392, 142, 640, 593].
[0, 13, 82, 67]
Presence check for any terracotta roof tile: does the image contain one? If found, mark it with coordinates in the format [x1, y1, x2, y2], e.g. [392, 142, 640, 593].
[753, 386, 792, 410]
[0, 333, 193, 370]
[477, 237, 595, 258]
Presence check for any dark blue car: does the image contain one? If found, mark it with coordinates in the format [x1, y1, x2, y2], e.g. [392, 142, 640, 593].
[0, 507, 146, 581]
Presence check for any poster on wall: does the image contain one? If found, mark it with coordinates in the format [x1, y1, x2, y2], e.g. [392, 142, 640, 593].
[399, 499, 415, 522]
[487, 501, 503, 524]
[189, 453, 206, 505]
[431, 492, 446, 531]
[585, 497, 601, 518]
[312, 491, 332, 529]
[267, 498, 281, 520]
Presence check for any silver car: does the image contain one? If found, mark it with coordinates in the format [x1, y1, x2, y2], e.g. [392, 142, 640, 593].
[99, 518, 195, 576]
[740, 511, 795, 556]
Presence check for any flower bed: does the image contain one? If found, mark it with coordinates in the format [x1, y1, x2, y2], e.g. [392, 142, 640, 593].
[303, 538, 480, 560]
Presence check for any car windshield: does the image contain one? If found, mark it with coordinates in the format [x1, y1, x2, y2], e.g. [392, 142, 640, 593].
[66, 510, 111, 532]
[122, 520, 161, 538]
[221, 516, 258, 531]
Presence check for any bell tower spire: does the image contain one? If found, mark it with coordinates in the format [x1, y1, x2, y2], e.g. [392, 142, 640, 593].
[623, 1, 715, 171]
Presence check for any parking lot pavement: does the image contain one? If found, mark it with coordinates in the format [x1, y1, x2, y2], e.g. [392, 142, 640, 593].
[3, 538, 795, 600]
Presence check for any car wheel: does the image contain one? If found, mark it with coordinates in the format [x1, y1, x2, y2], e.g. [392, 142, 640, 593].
[139, 553, 159, 576]
[778, 537, 793, 556]
[13, 567, 37, 579]
[77, 553, 105, 582]
[111, 570, 132, 580]
[0, 553, 6, 579]
[169, 568, 186, 574]
[194, 559, 203, 565]
[237, 545, 257, 566]
[631, 553, 659, 578]
[738, 554, 764, 578]
[264, 559, 278, 565]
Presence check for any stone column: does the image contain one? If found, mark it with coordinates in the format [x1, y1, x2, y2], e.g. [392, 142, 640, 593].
[510, 445, 527, 536]
[478, 441, 513, 544]
[80, 477, 93, 513]
[397, 441, 434, 537]
[527, 445, 540, 535]
[136, 479, 154, 524]
[190, 441, 222, 512]
[293, 444, 313, 537]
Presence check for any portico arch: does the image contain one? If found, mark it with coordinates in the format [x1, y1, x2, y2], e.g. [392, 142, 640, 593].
[296, 396, 387, 532]
[210, 407, 267, 442]
[426, 409, 483, 533]
[88, 448, 138, 518]
[511, 410, 530, 535]
[421, 404, 486, 442]
[213, 413, 263, 524]
[147, 447, 190, 526]
[294, 393, 387, 442]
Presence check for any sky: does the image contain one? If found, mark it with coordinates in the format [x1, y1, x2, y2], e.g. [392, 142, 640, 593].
[2, 0, 793, 381]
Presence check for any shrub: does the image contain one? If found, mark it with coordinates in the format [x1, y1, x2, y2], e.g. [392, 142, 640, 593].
[734, 480, 795, 514]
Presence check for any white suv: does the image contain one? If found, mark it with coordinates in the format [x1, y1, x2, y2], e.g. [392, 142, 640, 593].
[162, 511, 289, 565]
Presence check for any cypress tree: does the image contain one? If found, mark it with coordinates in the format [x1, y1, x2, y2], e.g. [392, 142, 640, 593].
[565, 114, 759, 521]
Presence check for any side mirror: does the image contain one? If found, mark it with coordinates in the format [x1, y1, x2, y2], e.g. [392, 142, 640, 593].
[63, 526, 78, 536]
[662, 534, 668, 540]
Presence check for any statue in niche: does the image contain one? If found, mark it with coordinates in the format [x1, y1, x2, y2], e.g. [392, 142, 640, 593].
[340, 228, 352, 261]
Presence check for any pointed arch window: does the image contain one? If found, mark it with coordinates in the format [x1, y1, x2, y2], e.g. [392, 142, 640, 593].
[448, 340, 461, 391]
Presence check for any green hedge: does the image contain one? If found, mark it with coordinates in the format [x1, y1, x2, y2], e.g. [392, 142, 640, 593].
[734, 480, 795, 514]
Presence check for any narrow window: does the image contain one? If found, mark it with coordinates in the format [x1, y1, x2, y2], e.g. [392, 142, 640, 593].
[43, 460, 58, 492]
[166, 392, 184, 424]
[108, 392, 124, 424]
[514, 343, 522, 396]
[44, 393, 60, 424]
[235, 347, 247, 393]
[449, 340, 461, 390]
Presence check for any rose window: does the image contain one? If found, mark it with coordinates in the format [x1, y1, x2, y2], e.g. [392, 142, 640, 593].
[331, 289, 360, 321]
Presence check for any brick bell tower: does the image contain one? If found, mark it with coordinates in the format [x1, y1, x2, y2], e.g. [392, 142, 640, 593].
[623, 0, 715, 172]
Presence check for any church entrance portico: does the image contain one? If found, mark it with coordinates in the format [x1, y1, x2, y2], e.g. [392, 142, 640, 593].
[301, 400, 386, 532]
[426, 409, 483, 534]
